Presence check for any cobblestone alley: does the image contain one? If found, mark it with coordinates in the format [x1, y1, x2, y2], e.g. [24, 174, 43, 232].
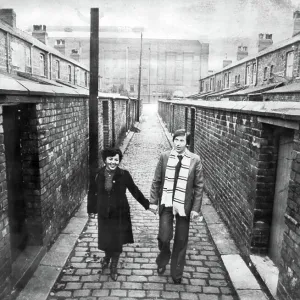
[47, 104, 238, 300]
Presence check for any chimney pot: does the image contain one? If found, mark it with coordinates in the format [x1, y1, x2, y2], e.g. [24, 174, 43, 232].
[257, 33, 273, 52]
[70, 48, 81, 62]
[293, 10, 300, 36]
[223, 60, 232, 68]
[54, 39, 66, 55]
[237, 45, 248, 61]
[32, 25, 48, 44]
[0, 9, 16, 28]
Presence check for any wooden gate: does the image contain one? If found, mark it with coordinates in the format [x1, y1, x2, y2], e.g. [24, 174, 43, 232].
[269, 134, 293, 266]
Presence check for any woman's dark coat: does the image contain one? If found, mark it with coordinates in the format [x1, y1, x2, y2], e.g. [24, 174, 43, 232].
[88, 166, 149, 252]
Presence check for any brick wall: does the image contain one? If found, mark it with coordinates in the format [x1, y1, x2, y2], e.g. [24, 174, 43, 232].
[34, 98, 89, 244]
[0, 29, 7, 72]
[0, 106, 11, 300]
[0, 92, 136, 299]
[158, 99, 300, 300]
[277, 128, 300, 300]
[114, 99, 127, 146]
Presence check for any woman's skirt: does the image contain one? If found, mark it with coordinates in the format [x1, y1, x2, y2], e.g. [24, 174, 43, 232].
[97, 213, 134, 253]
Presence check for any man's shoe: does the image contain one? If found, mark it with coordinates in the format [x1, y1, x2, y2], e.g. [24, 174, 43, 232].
[157, 266, 166, 275]
[173, 278, 182, 284]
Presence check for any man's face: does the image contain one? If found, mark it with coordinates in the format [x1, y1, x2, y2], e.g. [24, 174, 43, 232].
[173, 135, 187, 154]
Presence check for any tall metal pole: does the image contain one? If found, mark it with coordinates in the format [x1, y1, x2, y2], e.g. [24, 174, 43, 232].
[148, 47, 151, 103]
[87, 8, 99, 207]
[136, 32, 143, 121]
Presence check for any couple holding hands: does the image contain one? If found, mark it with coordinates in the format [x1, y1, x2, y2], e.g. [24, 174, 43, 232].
[87, 129, 204, 283]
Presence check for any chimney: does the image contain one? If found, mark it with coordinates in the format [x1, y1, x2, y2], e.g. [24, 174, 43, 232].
[223, 60, 232, 68]
[32, 25, 48, 44]
[237, 45, 248, 60]
[0, 9, 16, 28]
[54, 39, 66, 55]
[257, 33, 273, 52]
[293, 11, 300, 36]
[70, 49, 80, 62]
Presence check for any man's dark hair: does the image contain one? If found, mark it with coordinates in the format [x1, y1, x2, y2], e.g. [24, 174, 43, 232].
[172, 129, 190, 145]
[101, 148, 123, 162]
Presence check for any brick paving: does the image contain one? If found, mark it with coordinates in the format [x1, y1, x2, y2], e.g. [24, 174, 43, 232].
[47, 104, 238, 300]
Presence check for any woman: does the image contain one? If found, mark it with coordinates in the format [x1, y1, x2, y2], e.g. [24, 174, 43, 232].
[87, 148, 157, 281]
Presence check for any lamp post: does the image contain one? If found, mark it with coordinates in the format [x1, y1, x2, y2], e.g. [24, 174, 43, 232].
[136, 32, 143, 121]
[148, 47, 151, 103]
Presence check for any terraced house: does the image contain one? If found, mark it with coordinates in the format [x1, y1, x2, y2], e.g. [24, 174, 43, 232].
[195, 11, 300, 102]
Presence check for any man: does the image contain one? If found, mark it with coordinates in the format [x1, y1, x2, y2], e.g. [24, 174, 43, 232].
[150, 128, 204, 284]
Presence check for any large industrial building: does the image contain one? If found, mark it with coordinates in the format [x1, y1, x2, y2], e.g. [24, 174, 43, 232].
[32, 25, 209, 102]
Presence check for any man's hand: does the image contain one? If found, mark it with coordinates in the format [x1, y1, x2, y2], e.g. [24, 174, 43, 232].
[190, 211, 203, 222]
[149, 204, 158, 215]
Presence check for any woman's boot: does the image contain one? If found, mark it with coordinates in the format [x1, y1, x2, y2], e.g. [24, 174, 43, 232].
[99, 252, 111, 273]
[110, 254, 120, 281]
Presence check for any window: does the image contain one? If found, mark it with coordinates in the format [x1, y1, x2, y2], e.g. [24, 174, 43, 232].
[270, 65, 274, 77]
[224, 73, 228, 88]
[264, 67, 268, 80]
[68, 65, 72, 82]
[238, 74, 240, 83]
[55, 60, 60, 79]
[251, 63, 256, 84]
[227, 72, 231, 88]
[130, 84, 135, 92]
[84, 72, 88, 87]
[246, 65, 251, 85]
[286, 51, 294, 77]
[39, 53, 45, 76]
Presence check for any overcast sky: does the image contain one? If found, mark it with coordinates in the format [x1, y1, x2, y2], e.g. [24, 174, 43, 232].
[2, 0, 300, 70]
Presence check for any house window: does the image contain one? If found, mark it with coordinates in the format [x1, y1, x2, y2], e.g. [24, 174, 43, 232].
[286, 51, 294, 77]
[84, 72, 88, 87]
[270, 65, 274, 77]
[201, 81, 204, 92]
[246, 65, 251, 85]
[55, 60, 60, 79]
[39, 53, 45, 76]
[224, 73, 228, 88]
[130, 84, 135, 92]
[68, 65, 72, 82]
[227, 72, 231, 88]
[251, 63, 256, 84]
[264, 67, 268, 80]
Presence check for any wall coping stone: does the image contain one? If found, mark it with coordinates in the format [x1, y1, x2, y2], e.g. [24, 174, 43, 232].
[159, 99, 300, 121]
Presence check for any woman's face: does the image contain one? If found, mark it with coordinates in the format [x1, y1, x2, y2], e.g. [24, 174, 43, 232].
[105, 154, 120, 171]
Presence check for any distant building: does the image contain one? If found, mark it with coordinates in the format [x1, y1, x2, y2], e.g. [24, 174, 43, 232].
[38, 26, 209, 102]
[193, 11, 300, 102]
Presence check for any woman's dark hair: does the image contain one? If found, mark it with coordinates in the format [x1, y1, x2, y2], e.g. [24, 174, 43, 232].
[172, 129, 190, 145]
[101, 148, 123, 162]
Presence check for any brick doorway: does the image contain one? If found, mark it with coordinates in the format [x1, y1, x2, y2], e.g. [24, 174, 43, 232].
[269, 132, 293, 267]
[3, 104, 27, 262]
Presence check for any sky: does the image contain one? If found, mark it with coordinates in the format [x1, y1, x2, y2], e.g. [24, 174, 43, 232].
[2, 0, 300, 70]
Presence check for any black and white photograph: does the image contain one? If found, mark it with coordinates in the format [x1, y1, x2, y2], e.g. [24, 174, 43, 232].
[0, 0, 300, 299]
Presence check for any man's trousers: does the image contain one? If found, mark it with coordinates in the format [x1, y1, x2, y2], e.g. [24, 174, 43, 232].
[156, 207, 190, 280]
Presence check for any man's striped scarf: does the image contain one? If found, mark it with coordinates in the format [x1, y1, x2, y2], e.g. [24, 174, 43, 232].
[161, 149, 191, 216]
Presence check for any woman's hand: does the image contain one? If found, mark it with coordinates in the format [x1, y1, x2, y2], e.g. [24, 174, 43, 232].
[190, 211, 203, 222]
[148, 204, 158, 215]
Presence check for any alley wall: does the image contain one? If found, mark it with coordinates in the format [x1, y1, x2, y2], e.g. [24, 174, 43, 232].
[158, 99, 300, 300]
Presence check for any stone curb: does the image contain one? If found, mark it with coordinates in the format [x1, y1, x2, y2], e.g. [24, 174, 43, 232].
[157, 113, 270, 300]
[15, 122, 141, 300]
